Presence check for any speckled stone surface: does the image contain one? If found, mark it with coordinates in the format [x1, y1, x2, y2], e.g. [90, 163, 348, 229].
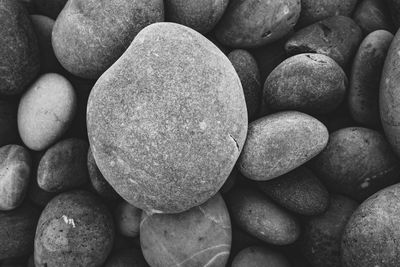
[87, 147, 119, 201]
[0, 0, 40, 95]
[227, 186, 300, 245]
[140, 194, 231, 267]
[18, 73, 77, 151]
[285, 16, 362, 67]
[380, 28, 400, 158]
[353, 0, 394, 34]
[0, 202, 40, 260]
[37, 138, 89, 193]
[232, 246, 291, 267]
[300, 195, 358, 267]
[264, 53, 347, 114]
[166, 0, 228, 34]
[0, 145, 31, 211]
[342, 184, 400, 267]
[104, 248, 149, 267]
[228, 49, 262, 121]
[297, 0, 357, 27]
[34, 190, 115, 267]
[349, 30, 393, 128]
[215, 0, 301, 48]
[33, 0, 67, 19]
[258, 166, 329, 216]
[52, 0, 164, 79]
[238, 111, 328, 181]
[87, 22, 248, 214]
[310, 127, 400, 201]
[386, 0, 400, 28]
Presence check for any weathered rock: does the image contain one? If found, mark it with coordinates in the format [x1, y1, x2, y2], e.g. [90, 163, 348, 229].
[232, 246, 291, 267]
[0, 0, 40, 95]
[87, 22, 248, 213]
[353, 0, 394, 34]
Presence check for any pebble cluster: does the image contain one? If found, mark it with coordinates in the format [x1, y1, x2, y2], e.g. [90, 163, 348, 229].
[1, 0, 400, 266]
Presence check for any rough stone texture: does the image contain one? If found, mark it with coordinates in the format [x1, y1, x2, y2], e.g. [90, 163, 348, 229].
[104, 248, 149, 267]
[0, 145, 31, 211]
[258, 166, 329, 216]
[115, 201, 142, 238]
[227, 186, 300, 245]
[310, 127, 400, 201]
[380, 28, 400, 157]
[232, 246, 291, 267]
[0, 100, 19, 147]
[52, 0, 164, 79]
[0, 202, 40, 260]
[0, 0, 40, 95]
[33, 0, 67, 19]
[353, 0, 394, 34]
[285, 16, 363, 68]
[215, 0, 301, 48]
[87, 147, 120, 201]
[30, 15, 63, 74]
[37, 138, 89, 193]
[386, 0, 400, 28]
[18, 73, 77, 151]
[238, 111, 328, 181]
[264, 53, 347, 114]
[349, 30, 393, 128]
[140, 194, 231, 267]
[165, 0, 228, 34]
[228, 49, 262, 121]
[300, 195, 358, 267]
[34, 190, 115, 267]
[87, 22, 248, 214]
[297, 0, 357, 27]
[342, 184, 400, 267]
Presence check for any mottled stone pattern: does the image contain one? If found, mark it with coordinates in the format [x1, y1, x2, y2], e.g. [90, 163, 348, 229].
[298, 0, 357, 27]
[0, 145, 31, 211]
[238, 111, 328, 181]
[258, 166, 329, 215]
[87, 147, 120, 201]
[37, 138, 89, 193]
[380, 28, 400, 157]
[353, 0, 394, 34]
[87, 22, 247, 213]
[0, 202, 40, 260]
[52, 0, 165, 79]
[228, 49, 262, 121]
[227, 187, 300, 245]
[140, 194, 231, 267]
[310, 127, 400, 201]
[349, 30, 393, 128]
[264, 53, 347, 114]
[0, 0, 40, 95]
[34, 191, 115, 267]
[232, 246, 291, 267]
[285, 16, 362, 67]
[342, 184, 400, 267]
[166, 0, 228, 34]
[215, 0, 301, 48]
[300, 195, 357, 267]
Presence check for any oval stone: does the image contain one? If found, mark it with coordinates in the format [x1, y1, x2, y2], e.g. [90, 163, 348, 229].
[238, 111, 328, 181]
[87, 22, 248, 214]
[140, 194, 231, 267]
[0, 145, 31, 211]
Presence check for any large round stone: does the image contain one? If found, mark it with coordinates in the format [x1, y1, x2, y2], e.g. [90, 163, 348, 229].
[87, 22, 248, 214]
